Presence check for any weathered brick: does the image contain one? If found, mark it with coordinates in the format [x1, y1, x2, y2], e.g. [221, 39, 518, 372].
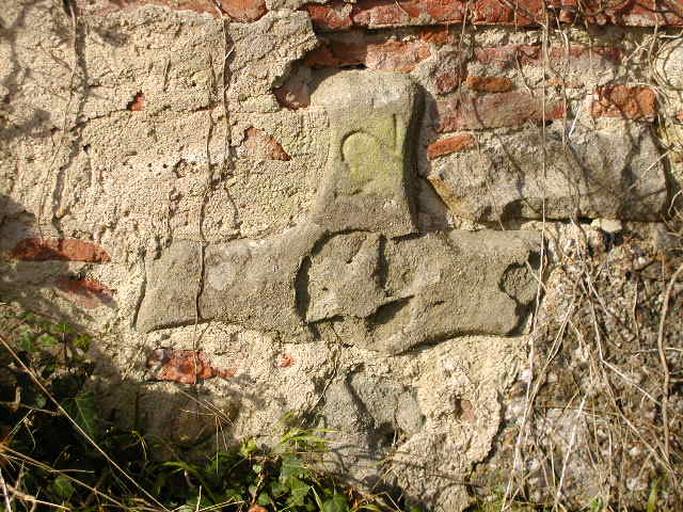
[352, 0, 467, 28]
[474, 44, 621, 70]
[243, 127, 291, 161]
[77, 0, 267, 22]
[474, 44, 540, 69]
[218, 0, 268, 22]
[591, 85, 657, 121]
[432, 52, 466, 95]
[419, 26, 455, 45]
[471, 0, 544, 25]
[304, 0, 465, 31]
[127, 92, 145, 112]
[437, 92, 565, 131]
[427, 133, 476, 159]
[582, 0, 683, 27]
[305, 37, 431, 72]
[56, 277, 115, 309]
[303, 0, 546, 31]
[466, 76, 513, 93]
[10, 238, 111, 263]
[435, 70, 464, 95]
[302, 0, 683, 29]
[304, 2, 354, 30]
[146, 348, 235, 385]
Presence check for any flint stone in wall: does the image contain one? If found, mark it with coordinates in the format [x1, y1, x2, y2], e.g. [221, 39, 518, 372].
[655, 39, 683, 91]
[654, 39, 683, 203]
[321, 372, 424, 451]
[310, 71, 419, 237]
[428, 124, 668, 222]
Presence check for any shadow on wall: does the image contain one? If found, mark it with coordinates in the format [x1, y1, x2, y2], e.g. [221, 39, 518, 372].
[0, 194, 116, 330]
[0, 193, 257, 459]
[1, 0, 97, 238]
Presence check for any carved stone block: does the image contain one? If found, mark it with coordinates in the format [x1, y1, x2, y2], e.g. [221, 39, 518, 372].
[310, 71, 419, 237]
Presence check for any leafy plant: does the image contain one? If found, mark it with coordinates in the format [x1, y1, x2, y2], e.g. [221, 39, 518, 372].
[0, 305, 405, 512]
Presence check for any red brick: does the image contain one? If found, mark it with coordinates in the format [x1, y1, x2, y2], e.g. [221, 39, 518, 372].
[419, 26, 455, 45]
[77, 0, 267, 22]
[302, 0, 682, 28]
[367, 39, 431, 71]
[304, 2, 354, 30]
[471, 0, 544, 25]
[474, 44, 621, 70]
[10, 238, 111, 263]
[218, 0, 267, 22]
[127, 92, 145, 112]
[304, 0, 465, 31]
[146, 348, 235, 385]
[435, 70, 464, 95]
[427, 133, 476, 159]
[304, 43, 365, 68]
[352, 0, 467, 28]
[305, 37, 431, 72]
[303, 0, 549, 30]
[437, 92, 565, 131]
[56, 277, 114, 309]
[466, 75, 513, 93]
[243, 127, 291, 161]
[591, 85, 657, 121]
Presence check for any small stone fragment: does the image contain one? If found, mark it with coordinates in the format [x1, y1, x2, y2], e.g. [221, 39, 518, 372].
[591, 85, 657, 121]
[243, 127, 291, 161]
[146, 348, 234, 385]
[127, 92, 145, 111]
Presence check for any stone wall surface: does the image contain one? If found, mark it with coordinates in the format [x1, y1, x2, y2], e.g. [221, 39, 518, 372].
[1, 0, 682, 509]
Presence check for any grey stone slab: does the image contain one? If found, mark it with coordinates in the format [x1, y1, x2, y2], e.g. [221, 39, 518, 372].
[429, 124, 668, 222]
[136, 241, 202, 332]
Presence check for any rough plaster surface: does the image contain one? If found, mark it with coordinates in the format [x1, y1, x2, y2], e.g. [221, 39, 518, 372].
[1, 0, 681, 510]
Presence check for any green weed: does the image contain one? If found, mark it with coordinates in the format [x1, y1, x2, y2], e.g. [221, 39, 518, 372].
[0, 307, 403, 512]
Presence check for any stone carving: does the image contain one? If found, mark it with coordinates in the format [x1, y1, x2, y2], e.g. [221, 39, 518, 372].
[310, 71, 418, 237]
[136, 71, 541, 354]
